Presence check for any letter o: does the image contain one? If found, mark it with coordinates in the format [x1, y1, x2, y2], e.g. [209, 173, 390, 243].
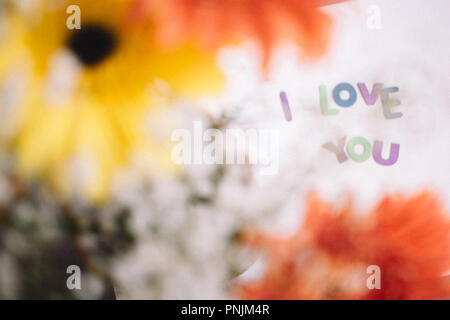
[346, 136, 372, 162]
[333, 82, 357, 107]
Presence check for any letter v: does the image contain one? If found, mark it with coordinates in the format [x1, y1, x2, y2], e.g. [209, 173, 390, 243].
[358, 83, 383, 105]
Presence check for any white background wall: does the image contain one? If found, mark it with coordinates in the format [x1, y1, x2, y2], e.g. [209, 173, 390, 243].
[216, 0, 450, 234]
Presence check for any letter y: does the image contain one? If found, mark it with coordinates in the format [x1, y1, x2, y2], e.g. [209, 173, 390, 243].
[322, 136, 348, 163]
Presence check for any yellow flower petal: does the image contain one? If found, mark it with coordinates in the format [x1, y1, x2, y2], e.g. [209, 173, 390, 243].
[0, 0, 225, 201]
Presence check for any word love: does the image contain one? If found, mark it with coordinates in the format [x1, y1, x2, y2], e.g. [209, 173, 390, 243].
[323, 136, 400, 166]
[319, 82, 402, 119]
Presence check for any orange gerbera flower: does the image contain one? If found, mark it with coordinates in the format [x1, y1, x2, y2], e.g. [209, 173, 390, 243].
[237, 191, 450, 299]
[128, 0, 346, 70]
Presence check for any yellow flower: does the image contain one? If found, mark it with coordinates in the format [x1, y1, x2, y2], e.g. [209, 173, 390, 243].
[0, 0, 224, 201]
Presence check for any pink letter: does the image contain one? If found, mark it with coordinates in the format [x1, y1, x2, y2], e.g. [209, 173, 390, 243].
[322, 137, 348, 163]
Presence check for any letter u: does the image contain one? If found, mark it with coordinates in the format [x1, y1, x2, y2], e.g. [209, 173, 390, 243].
[372, 140, 399, 166]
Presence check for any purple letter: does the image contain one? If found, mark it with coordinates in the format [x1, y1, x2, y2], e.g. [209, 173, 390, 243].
[357, 82, 383, 105]
[372, 140, 400, 166]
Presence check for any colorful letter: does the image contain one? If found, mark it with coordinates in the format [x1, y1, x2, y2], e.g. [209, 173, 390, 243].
[372, 140, 400, 166]
[357, 82, 383, 105]
[332, 82, 357, 107]
[280, 91, 293, 121]
[319, 85, 339, 115]
[381, 87, 402, 119]
[346, 136, 372, 162]
[322, 136, 348, 163]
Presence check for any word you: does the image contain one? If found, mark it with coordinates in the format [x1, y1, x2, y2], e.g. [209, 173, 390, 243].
[367, 5, 382, 30]
[323, 136, 400, 166]
[279, 91, 293, 122]
[66, 265, 81, 290]
[366, 265, 381, 289]
[171, 121, 279, 175]
[319, 82, 402, 119]
[66, 5, 81, 30]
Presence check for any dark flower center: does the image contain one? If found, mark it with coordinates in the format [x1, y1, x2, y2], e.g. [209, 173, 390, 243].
[67, 25, 117, 67]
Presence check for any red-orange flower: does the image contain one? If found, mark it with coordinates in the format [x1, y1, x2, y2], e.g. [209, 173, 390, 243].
[236, 191, 450, 299]
[128, 0, 345, 69]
